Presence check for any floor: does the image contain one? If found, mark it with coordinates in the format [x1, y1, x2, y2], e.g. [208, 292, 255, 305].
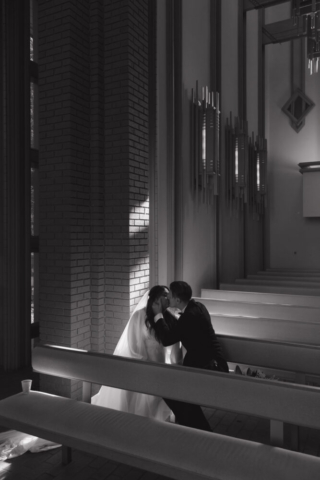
[1, 367, 320, 480]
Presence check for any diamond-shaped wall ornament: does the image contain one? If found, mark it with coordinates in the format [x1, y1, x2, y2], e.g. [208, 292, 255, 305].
[282, 88, 315, 133]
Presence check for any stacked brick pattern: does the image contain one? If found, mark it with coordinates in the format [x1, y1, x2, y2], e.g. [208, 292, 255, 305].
[38, 0, 149, 397]
[103, 0, 149, 351]
[38, 0, 91, 397]
[89, 0, 107, 355]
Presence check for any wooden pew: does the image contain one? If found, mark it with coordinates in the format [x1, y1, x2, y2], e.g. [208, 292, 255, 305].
[236, 278, 320, 287]
[1, 344, 320, 479]
[223, 280, 320, 296]
[217, 333, 320, 448]
[194, 296, 320, 323]
[255, 271, 320, 279]
[209, 313, 320, 346]
[217, 333, 320, 384]
[266, 268, 320, 276]
[202, 288, 320, 307]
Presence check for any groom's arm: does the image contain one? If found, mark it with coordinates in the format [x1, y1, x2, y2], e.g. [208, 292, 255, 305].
[153, 310, 180, 347]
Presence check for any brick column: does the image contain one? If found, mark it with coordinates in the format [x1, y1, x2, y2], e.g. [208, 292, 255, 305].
[38, 0, 149, 397]
[39, 0, 91, 397]
[103, 0, 149, 353]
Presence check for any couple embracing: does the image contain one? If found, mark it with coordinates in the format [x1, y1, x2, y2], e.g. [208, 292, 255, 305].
[93, 281, 229, 432]
[0, 281, 230, 460]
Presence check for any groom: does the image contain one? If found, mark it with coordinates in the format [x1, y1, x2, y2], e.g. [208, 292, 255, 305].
[152, 281, 229, 432]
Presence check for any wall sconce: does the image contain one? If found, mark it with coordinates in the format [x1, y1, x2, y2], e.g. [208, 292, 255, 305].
[226, 113, 267, 217]
[249, 135, 267, 216]
[191, 82, 220, 204]
[225, 113, 248, 209]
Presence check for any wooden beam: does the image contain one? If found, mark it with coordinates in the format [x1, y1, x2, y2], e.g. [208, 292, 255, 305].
[262, 18, 306, 45]
[244, 0, 288, 12]
[245, 0, 320, 14]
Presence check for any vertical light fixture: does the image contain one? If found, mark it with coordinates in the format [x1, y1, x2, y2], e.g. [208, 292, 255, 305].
[226, 114, 267, 216]
[255, 135, 267, 214]
[191, 82, 220, 204]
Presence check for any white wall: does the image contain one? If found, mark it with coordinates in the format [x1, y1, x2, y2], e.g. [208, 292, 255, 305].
[246, 9, 259, 135]
[265, 4, 320, 268]
[180, 0, 216, 296]
[219, 0, 243, 283]
[156, 0, 216, 295]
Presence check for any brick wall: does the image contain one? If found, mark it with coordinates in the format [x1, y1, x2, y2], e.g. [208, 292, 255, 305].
[38, 0, 149, 398]
[102, 0, 149, 352]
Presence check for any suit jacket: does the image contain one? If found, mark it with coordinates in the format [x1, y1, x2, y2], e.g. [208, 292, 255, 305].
[154, 299, 225, 369]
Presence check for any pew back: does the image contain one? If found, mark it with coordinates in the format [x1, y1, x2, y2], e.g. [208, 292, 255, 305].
[201, 288, 320, 307]
[217, 334, 320, 378]
[210, 314, 320, 345]
[194, 296, 320, 322]
[219, 283, 320, 296]
[1, 390, 320, 480]
[32, 345, 320, 431]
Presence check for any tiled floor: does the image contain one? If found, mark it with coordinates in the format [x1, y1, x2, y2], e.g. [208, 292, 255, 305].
[1, 367, 320, 479]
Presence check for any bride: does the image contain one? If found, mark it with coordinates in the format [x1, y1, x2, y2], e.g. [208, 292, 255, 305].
[0, 285, 180, 460]
[92, 285, 181, 421]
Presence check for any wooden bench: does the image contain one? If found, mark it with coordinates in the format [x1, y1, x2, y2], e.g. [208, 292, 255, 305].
[201, 288, 320, 307]
[217, 333, 320, 385]
[249, 273, 320, 281]
[208, 313, 320, 346]
[217, 334, 320, 448]
[264, 268, 320, 277]
[194, 296, 320, 323]
[236, 277, 320, 288]
[219, 282, 320, 296]
[1, 345, 320, 479]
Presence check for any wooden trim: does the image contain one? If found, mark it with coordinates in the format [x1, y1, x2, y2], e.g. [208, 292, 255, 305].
[30, 321, 39, 339]
[30, 235, 39, 252]
[1, 0, 31, 369]
[173, 0, 183, 280]
[262, 18, 306, 45]
[0, 0, 5, 368]
[148, 0, 157, 286]
[244, 0, 288, 11]
[258, 10, 265, 137]
[166, 0, 175, 283]
[211, 0, 222, 288]
[238, 0, 245, 119]
[30, 147, 39, 167]
[238, 0, 246, 279]
[258, 10, 266, 270]
[30, 60, 38, 80]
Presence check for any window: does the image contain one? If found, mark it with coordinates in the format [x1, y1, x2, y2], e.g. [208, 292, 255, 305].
[30, 0, 39, 335]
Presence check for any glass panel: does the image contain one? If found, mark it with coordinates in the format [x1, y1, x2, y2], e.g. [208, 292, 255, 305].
[31, 167, 39, 236]
[31, 252, 39, 324]
[30, 81, 38, 149]
[30, 0, 34, 60]
[30, 0, 38, 62]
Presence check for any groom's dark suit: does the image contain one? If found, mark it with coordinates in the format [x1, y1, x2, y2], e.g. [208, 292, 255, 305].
[154, 299, 229, 431]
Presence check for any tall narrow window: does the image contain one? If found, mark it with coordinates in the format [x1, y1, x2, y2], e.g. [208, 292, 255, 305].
[30, 0, 39, 338]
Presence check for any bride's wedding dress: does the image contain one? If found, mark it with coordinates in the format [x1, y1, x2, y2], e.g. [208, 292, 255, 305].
[92, 291, 180, 421]
[0, 290, 179, 460]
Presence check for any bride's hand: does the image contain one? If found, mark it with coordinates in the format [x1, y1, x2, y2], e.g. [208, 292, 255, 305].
[152, 300, 163, 315]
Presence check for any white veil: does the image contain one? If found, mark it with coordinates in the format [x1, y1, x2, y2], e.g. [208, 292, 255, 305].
[92, 290, 181, 421]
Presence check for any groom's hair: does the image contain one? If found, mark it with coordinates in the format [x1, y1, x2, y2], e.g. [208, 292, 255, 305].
[170, 281, 192, 303]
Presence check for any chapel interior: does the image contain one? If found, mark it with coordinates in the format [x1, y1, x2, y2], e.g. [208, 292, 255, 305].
[1, 0, 320, 478]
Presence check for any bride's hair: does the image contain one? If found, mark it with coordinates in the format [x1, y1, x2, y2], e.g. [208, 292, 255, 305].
[145, 285, 168, 342]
